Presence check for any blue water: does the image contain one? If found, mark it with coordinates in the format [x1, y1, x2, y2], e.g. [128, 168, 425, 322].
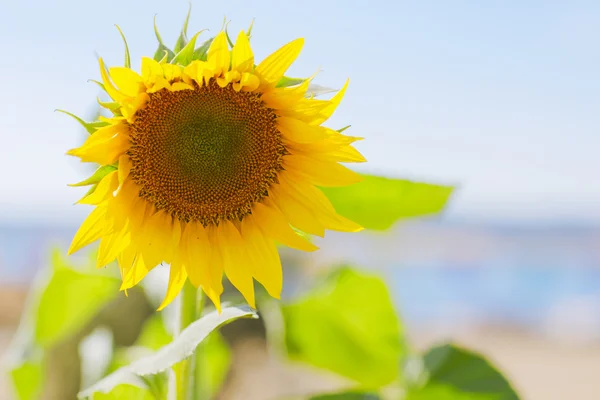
[391, 264, 600, 327]
[2, 223, 600, 329]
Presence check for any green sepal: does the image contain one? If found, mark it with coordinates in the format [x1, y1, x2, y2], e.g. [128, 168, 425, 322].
[83, 183, 98, 198]
[246, 19, 255, 38]
[171, 30, 204, 66]
[224, 25, 235, 48]
[114, 25, 131, 68]
[97, 98, 121, 114]
[173, 3, 192, 54]
[153, 16, 175, 62]
[193, 37, 213, 61]
[337, 125, 351, 133]
[88, 79, 105, 91]
[56, 110, 109, 134]
[69, 165, 117, 187]
[276, 76, 305, 88]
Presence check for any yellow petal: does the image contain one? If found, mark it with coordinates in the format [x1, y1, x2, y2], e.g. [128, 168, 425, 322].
[78, 170, 118, 205]
[67, 126, 130, 165]
[184, 223, 223, 309]
[207, 31, 230, 76]
[109, 67, 143, 97]
[98, 58, 127, 102]
[250, 203, 318, 252]
[255, 38, 304, 85]
[218, 221, 255, 309]
[266, 188, 324, 237]
[241, 218, 282, 299]
[279, 173, 363, 232]
[158, 261, 188, 311]
[97, 224, 131, 268]
[231, 30, 254, 73]
[138, 210, 173, 269]
[237, 72, 260, 92]
[311, 79, 349, 125]
[118, 154, 132, 185]
[161, 63, 182, 81]
[68, 205, 109, 254]
[277, 116, 329, 143]
[120, 254, 149, 291]
[141, 57, 164, 85]
[286, 141, 366, 163]
[283, 155, 362, 187]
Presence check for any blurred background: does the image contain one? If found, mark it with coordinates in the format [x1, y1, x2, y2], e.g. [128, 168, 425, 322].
[1, 1, 599, 399]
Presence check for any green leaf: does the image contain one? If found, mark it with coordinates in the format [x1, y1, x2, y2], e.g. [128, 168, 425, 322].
[69, 165, 117, 187]
[171, 30, 204, 66]
[173, 3, 192, 54]
[192, 37, 213, 61]
[422, 344, 520, 400]
[311, 392, 381, 400]
[114, 25, 131, 68]
[56, 109, 109, 134]
[407, 384, 492, 400]
[9, 361, 44, 400]
[92, 384, 155, 400]
[322, 175, 454, 231]
[78, 306, 257, 399]
[135, 315, 173, 351]
[195, 331, 231, 399]
[276, 76, 305, 88]
[282, 267, 405, 389]
[153, 16, 175, 62]
[35, 256, 120, 347]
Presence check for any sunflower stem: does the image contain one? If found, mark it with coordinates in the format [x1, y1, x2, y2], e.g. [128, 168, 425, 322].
[175, 281, 201, 400]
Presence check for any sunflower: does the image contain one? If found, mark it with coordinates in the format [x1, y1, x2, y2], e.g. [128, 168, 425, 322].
[66, 24, 365, 311]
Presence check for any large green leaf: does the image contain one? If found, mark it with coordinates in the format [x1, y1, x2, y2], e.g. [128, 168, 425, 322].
[422, 344, 520, 400]
[135, 315, 173, 351]
[321, 175, 454, 231]
[310, 392, 381, 400]
[407, 384, 492, 400]
[9, 361, 43, 400]
[35, 255, 120, 347]
[92, 384, 155, 400]
[282, 267, 404, 389]
[78, 306, 256, 399]
[195, 331, 232, 399]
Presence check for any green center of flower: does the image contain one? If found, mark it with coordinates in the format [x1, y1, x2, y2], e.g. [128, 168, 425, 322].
[128, 79, 286, 225]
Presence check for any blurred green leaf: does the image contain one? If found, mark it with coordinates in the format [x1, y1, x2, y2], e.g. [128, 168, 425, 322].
[78, 306, 256, 399]
[422, 344, 520, 400]
[135, 315, 173, 351]
[35, 256, 119, 347]
[322, 175, 454, 231]
[407, 384, 492, 400]
[196, 331, 232, 399]
[310, 392, 381, 400]
[69, 165, 117, 187]
[282, 267, 404, 389]
[9, 361, 43, 400]
[92, 384, 155, 400]
[276, 76, 305, 88]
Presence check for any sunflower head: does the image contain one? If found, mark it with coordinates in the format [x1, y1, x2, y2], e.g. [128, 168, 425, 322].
[66, 18, 366, 311]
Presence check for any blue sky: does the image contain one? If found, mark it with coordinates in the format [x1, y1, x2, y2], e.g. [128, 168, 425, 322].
[0, 0, 598, 225]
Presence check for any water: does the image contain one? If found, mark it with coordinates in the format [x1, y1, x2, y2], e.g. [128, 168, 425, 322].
[2, 222, 599, 332]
